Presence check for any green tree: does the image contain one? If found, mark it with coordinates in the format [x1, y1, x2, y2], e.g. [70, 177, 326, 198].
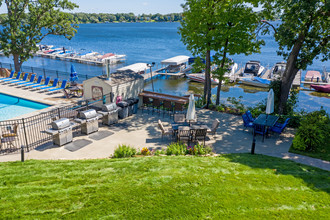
[264, 0, 329, 113]
[0, 0, 78, 72]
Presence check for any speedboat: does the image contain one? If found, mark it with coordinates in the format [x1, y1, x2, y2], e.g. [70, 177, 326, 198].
[241, 61, 265, 77]
[224, 62, 239, 78]
[310, 84, 330, 93]
[240, 76, 271, 88]
[268, 62, 286, 79]
[186, 73, 219, 85]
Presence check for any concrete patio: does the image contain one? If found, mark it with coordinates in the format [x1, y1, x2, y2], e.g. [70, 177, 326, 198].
[0, 109, 329, 171]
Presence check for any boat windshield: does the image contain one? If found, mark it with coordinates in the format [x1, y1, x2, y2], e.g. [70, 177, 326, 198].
[244, 63, 260, 75]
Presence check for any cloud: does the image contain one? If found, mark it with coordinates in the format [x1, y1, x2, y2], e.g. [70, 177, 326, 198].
[142, 2, 148, 6]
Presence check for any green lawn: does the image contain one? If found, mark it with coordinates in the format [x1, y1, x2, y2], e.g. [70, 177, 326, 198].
[0, 154, 329, 219]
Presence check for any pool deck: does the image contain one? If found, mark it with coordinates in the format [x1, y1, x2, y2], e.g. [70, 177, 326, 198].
[0, 82, 77, 119]
[1, 109, 329, 171]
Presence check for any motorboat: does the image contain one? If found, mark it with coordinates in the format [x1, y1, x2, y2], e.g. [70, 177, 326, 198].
[267, 62, 286, 80]
[310, 84, 330, 93]
[186, 73, 219, 85]
[241, 61, 265, 77]
[305, 70, 322, 82]
[240, 76, 271, 88]
[224, 62, 239, 78]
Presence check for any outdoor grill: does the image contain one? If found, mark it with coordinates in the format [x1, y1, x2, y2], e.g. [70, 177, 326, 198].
[45, 118, 74, 146]
[74, 109, 101, 135]
[98, 103, 121, 125]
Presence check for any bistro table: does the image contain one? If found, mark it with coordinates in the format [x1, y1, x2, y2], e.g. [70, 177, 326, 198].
[251, 114, 279, 154]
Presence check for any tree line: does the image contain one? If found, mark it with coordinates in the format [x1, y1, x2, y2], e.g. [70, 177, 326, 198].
[0, 12, 183, 24]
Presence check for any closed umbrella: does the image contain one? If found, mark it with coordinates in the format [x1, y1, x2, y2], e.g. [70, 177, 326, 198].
[186, 94, 196, 124]
[70, 64, 78, 85]
[266, 89, 274, 115]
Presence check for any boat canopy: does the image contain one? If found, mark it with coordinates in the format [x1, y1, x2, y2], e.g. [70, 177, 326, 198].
[117, 63, 148, 73]
[161, 55, 190, 66]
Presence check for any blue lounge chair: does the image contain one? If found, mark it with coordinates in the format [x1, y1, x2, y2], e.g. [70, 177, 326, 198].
[1, 72, 21, 83]
[22, 75, 43, 87]
[269, 118, 290, 134]
[30, 77, 50, 89]
[242, 114, 254, 128]
[17, 74, 36, 86]
[0, 70, 15, 81]
[48, 80, 68, 93]
[39, 78, 58, 91]
[8, 73, 29, 84]
[246, 110, 255, 122]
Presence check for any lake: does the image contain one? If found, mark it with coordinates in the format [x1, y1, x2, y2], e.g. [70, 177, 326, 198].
[0, 22, 329, 112]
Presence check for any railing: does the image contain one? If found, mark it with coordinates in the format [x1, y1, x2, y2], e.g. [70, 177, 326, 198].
[0, 62, 99, 83]
[0, 93, 111, 156]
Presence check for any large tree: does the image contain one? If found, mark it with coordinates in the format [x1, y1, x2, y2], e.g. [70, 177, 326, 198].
[179, 0, 219, 108]
[263, 0, 329, 113]
[211, 1, 263, 105]
[0, 0, 78, 72]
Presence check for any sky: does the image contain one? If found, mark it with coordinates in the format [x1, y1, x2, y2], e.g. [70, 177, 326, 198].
[0, 0, 185, 14]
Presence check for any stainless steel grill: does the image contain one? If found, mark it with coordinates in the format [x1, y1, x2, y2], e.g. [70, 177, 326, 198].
[45, 118, 73, 146]
[75, 109, 101, 135]
[98, 103, 120, 126]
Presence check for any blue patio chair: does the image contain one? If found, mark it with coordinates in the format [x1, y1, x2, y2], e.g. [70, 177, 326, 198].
[39, 78, 58, 91]
[8, 73, 29, 84]
[1, 72, 21, 83]
[19, 75, 40, 87]
[0, 70, 15, 81]
[269, 118, 290, 134]
[30, 77, 50, 89]
[253, 124, 267, 142]
[48, 80, 67, 93]
[17, 74, 36, 86]
[242, 114, 254, 128]
[246, 110, 255, 122]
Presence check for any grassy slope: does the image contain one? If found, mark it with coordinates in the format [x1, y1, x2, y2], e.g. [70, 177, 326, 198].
[0, 154, 329, 219]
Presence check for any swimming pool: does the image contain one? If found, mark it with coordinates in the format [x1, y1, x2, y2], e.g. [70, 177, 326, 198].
[0, 93, 50, 121]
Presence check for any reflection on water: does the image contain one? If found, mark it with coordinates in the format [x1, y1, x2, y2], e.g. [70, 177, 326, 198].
[144, 76, 330, 113]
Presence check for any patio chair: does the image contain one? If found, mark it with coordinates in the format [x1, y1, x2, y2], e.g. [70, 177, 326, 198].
[142, 96, 152, 114]
[253, 124, 267, 142]
[246, 110, 255, 122]
[47, 80, 68, 93]
[21, 75, 43, 87]
[242, 114, 254, 129]
[30, 77, 50, 89]
[158, 120, 173, 140]
[269, 118, 290, 134]
[8, 72, 28, 85]
[177, 128, 191, 144]
[174, 113, 185, 123]
[152, 98, 162, 115]
[39, 78, 59, 91]
[16, 74, 36, 86]
[1, 124, 19, 149]
[192, 128, 207, 145]
[207, 119, 220, 136]
[1, 72, 21, 83]
[0, 70, 14, 81]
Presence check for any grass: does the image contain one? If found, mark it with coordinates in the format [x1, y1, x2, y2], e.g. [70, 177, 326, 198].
[289, 146, 330, 162]
[0, 154, 329, 219]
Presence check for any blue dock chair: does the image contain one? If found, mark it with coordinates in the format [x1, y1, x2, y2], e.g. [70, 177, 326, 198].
[246, 110, 255, 122]
[242, 114, 254, 128]
[48, 80, 68, 93]
[0, 71, 15, 81]
[269, 118, 290, 134]
[16, 74, 36, 86]
[1, 72, 21, 83]
[39, 78, 58, 91]
[21, 75, 43, 87]
[8, 73, 29, 84]
[30, 77, 50, 89]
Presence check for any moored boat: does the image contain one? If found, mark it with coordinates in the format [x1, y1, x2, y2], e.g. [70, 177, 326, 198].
[186, 73, 219, 85]
[241, 61, 265, 77]
[310, 84, 330, 93]
[240, 76, 271, 88]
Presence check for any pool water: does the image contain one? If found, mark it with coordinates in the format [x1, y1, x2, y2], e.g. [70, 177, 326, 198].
[0, 93, 50, 121]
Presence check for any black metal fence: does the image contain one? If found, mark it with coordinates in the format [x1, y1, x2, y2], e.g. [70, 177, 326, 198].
[0, 62, 97, 83]
[0, 93, 111, 156]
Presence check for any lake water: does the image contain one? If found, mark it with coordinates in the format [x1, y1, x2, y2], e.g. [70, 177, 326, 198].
[0, 22, 329, 112]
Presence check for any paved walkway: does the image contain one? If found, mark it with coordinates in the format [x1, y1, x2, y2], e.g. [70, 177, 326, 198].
[1, 109, 329, 171]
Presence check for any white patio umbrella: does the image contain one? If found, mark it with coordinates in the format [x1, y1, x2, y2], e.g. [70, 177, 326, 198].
[266, 89, 274, 115]
[186, 94, 196, 123]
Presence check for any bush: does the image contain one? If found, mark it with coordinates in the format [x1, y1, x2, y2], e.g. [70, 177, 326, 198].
[113, 145, 137, 158]
[154, 149, 166, 156]
[166, 142, 187, 156]
[141, 147, 151, 156]
[187, 143, 213, 155]
[292, 109, 330, 152]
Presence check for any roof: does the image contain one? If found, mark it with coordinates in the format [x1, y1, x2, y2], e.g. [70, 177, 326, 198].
[161, 55, 190, 65]
[305, 71, 321, 79]
[117, 63, 148, 73]
[96, 71, 144, 86]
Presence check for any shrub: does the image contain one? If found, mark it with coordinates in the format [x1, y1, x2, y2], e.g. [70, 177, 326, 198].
[113, 145, 137, 158]
[141, 147, 151, 156]
[166, 142, 187, 156]
[154, 149, 166, 156]
[187, 143, 213, 156]
[292, 109, 330, 152]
